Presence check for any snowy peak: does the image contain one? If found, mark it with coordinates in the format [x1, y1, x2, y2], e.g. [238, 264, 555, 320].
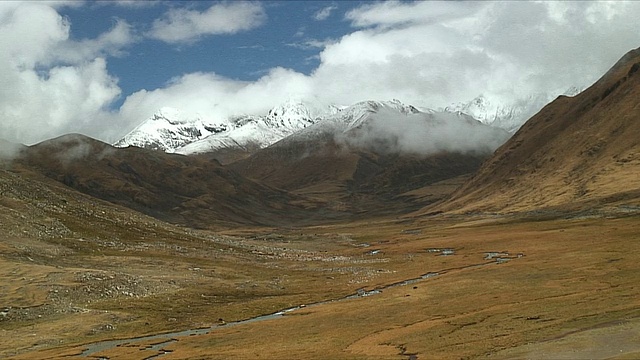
[113, 107, 228, 152]
[114, 97, 509, 157]
[445, 88, 583, 133]
[444, 94, 538, 133]
[320, 99, 423, 131]
[152, 107, 187, 125]
[265, 100, 316, 129]
[118, 100, 329, 156]
[342, 99, 422, 116]
[264, 101, 509, 157]
[272, 99, 509, 159]
[190, 101, 324, 153]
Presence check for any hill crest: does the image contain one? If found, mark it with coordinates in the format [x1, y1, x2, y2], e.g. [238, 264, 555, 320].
[430, 47, 640, 214]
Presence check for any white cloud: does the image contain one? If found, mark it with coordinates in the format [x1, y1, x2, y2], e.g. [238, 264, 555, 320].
[117, 68, 314, 132]
[0, 3, 70, 68]
[0, 57, 121, 145]
[109, 0, 160, 8]
[0, 2, 125, 145]
[0, 2, 136, 67]
[337, 109, 510, 156]
[313, 5, 337, 21]
[147, 2, 266, 44]
[54, 19, 137, 64]
[312, 0, 640, 107]
[3, 1, 640, 147]
[346, 0, 482, 29]
[128, 0, 640, 137]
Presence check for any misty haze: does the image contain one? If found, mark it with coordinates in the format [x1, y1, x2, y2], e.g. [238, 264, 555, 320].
[336, 108, 510, 156]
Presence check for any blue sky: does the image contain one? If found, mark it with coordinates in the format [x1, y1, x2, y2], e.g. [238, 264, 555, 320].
[60, 1, 360, 105]
[2, 1, 640, 145]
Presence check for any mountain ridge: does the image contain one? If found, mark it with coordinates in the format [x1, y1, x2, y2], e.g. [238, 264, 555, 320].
[114, 96, 538, 159]
[14, 134, 341, 229]
[429, 47, 640, 214]
[230, 105, 508, 216]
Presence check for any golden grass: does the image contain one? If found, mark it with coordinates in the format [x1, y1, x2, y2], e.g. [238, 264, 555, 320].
[4, 213, 640, 359]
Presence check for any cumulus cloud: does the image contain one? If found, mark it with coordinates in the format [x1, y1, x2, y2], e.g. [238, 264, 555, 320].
[0, 57, 122, 145]
[317, 0, 640, 107]
[118, 0, 640, 135]
[3, 1, 640, 147]
[147, 2, 266, 43]
[117, 67, 314, 128]
[337, 108, 510, 156]
[0, 2, 128, 145]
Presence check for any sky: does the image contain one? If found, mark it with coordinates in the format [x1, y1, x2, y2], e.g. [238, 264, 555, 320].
[1, 0, 640, 145]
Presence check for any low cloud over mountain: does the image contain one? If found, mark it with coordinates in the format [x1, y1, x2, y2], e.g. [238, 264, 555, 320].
[2, 2, 640, 145]
[432, 47, 640, 214]
[337, 108, 509, 156]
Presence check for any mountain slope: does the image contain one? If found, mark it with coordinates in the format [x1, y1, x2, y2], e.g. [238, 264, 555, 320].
[433, 47, 640, 214]
[232, 102, 508, 216]
[113, 107, 225, 151]
[114, 98, 515, 164]
[14, 134, 334, 228]
[114, 101, 324, 159]
[175, 100, 321, 157]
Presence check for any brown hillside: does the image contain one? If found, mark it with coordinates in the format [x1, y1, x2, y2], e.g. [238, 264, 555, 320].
[432, 47, 640, 214]
[13, 134, 332, 229]
[231, 134, 487, 216]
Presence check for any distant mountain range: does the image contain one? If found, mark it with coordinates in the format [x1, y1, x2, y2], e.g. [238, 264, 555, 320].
[113, 99, 417, 156]
[114, 93, 577, 157]
[6, 48, 640, 228]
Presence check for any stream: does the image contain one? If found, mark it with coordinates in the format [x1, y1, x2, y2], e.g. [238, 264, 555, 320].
[78, 252, 521, 359]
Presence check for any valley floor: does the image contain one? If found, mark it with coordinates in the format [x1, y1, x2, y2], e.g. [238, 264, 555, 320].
[2, 212, 640, 359]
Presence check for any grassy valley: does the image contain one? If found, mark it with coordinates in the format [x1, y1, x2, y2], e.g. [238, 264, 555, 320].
[3, 48, 640, 360]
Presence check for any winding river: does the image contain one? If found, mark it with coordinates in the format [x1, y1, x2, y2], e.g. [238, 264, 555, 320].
[78, 253, 519, 358]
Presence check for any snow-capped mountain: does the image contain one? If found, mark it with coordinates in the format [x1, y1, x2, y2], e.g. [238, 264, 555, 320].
[113, 107, 228, 152]
[288, 99, 424, 138]
[176, 100, 322, 155]
[282, 99, 509, 156]
[114, 95, 537, 157]
[115, 100, 329, 155]
[114, 99, 423, 155]
[445, 88, 582, 133]
[179, 99, 426, 155]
